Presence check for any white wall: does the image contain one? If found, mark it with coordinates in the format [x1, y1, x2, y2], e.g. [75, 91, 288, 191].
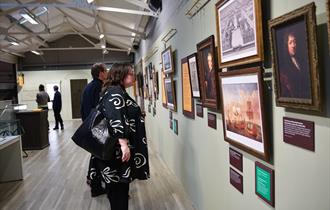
[17, 69, 91, 121]
[137, 0, 330, 210]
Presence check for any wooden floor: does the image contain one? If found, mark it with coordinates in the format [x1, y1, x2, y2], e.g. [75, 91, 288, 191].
[0, 120, 195, 210]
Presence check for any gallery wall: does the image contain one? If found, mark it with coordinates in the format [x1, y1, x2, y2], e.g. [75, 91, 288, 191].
[17, 69, 91, 121]
[136, 0, 330, 210]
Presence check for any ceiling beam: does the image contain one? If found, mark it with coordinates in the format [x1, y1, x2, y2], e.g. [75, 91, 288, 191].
[5, 31, 137, 39]
[0, 0, 40, 17]
[37, 47, 131, 52]
[66, 6, 146, 38]
[123, 0, 151, 11]
[0, 2, 158, 17]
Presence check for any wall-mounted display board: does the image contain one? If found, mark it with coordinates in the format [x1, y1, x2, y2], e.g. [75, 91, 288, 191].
[162, 46, 175, 74]
[187, 53, 201, 98]
[164, 77, 177, 112]
[215, 0, 264, 68]
[283, 117, 314, 151]
[181, 57, 195, 119]
[269, 3, 321, 112]
[208, 112, 217, 129]
[230, 167, 243, 193]
[197, 35, 220, 110]
[255, 162, 275, 207]
[219, 67, 270, 162]
[229, 147, 243, 172]
[162, 71, 167, 108]
[196, 103, 203, 118]
[173, 119, 178, 135]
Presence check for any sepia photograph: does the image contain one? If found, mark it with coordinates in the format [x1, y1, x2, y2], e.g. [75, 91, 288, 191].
[197, 35, 220, 110]
[219, 67, 270, 161]
[269, 3, 321, 111]
[215, 0, 263, 68]
[187, 53, 201, 98]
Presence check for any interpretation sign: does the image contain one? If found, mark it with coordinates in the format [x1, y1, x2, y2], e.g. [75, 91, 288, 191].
[255, 162, 274, 207]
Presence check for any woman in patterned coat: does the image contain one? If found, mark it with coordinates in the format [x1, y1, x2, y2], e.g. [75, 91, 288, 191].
[96, 63, 150, 210]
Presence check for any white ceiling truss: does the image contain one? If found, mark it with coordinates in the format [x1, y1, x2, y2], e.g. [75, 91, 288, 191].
[0, 0, 158, 57]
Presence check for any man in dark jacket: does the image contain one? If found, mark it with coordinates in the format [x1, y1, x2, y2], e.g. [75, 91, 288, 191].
[52, 85, 64, 130]
[80, 63, 108, 197]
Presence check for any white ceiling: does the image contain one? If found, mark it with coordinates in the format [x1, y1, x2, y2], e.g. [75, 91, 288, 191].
[0, 0, 158, 57]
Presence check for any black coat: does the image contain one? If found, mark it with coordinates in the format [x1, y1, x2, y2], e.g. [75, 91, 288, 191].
[52, 91, 62, 111]
[80, 79, 103, 121]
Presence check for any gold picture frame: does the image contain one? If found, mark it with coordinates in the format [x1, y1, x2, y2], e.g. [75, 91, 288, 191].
[269, 3, 321, 111]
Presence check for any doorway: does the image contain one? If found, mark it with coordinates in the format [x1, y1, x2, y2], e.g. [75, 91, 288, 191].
[70, 79, 87, 119]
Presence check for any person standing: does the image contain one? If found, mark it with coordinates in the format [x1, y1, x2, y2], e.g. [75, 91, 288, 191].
[36, 84, 50, 129]
[52, 85, 64, 130]
[95, 63, 150, 210]
[80, 63, 108, 197]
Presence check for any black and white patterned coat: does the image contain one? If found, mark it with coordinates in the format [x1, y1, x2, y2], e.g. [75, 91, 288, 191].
[96, 86, 150, 184]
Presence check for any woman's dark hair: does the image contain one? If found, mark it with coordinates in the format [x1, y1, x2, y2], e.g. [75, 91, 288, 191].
[103, 63, 133, 89]
[91, 63, 106, 79]
[39, 84, 45, 91]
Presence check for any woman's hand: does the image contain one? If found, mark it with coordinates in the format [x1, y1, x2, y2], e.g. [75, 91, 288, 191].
[118, 139, 131, 162]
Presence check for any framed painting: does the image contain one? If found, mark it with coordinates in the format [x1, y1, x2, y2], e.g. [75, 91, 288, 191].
[181, 57, 195, 119]
[164, 77, 177, 112]
[196, 35, 220, 110]
[215, 0, 264, 68]
[219, 67, 270, 161]
[187, 53, 201, 98]
[162, 46, 174, 74]
[269, 3, 321, 111]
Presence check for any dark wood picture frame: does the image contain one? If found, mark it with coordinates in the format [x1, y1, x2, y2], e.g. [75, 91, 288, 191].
[255, 162, 275, 207]
[181, 57, 195, 119]
[187, 53, 201, 98]
[162, 46, 174, 74]
[269, 3, 321, 111]
[215, 0, 264, 68]
[219, 67, 270, 162]
[164, 77, 177, 112]
[196, 35, 220, 110]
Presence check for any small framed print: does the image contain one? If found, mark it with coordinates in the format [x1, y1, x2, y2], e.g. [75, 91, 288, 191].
[255, 162, 275, 207]
[196, 103, 203, 118]
[215, 0, 264, 68]
[181, 57, 195, 119]
[162, 46, 174, 74]
[269, 3, 321, 111]
[197, 35, 220, 110]
[219, 67, 270, 161]
[187, 53, 201, 98]
[164, 77, 177, 112]
[208, 112, 217, 129]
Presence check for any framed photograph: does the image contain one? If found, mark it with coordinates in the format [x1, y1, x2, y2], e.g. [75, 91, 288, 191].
[164, 77, 177, 112]
[269, 3, 321, 111]
[162, 46, 174, 74]
[197, 35, 220, 110]
[215, 0, 264, 68]
[255, 162, 275, 207]
[181, 57, 195, 119]
[219, 67, 270, 161]
[187, 53, 201, 98]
